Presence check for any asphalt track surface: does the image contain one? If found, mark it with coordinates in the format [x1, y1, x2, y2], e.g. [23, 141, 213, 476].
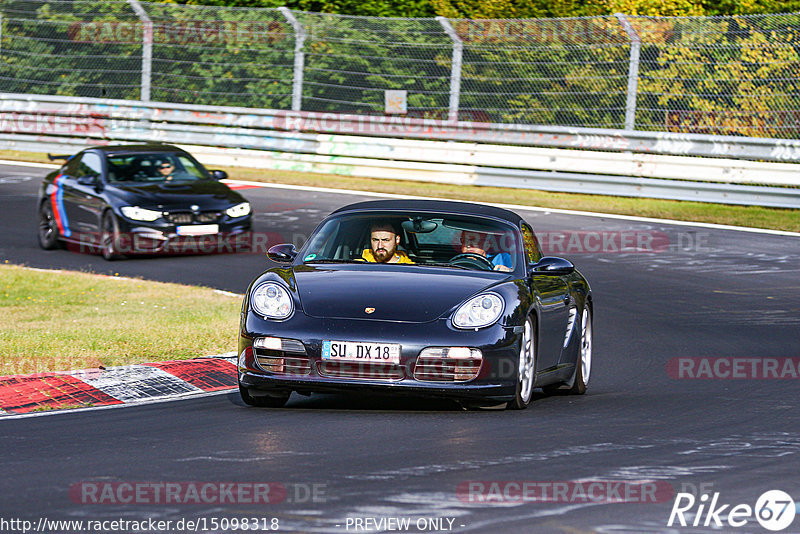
[1, 162, 800, 533]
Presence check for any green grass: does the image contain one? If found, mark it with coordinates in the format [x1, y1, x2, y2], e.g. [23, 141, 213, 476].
[0, 263, 240, 375]
[2, 149, 796, 232]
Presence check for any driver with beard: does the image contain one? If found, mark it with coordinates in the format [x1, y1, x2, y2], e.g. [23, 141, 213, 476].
[361, 220, 415, 264]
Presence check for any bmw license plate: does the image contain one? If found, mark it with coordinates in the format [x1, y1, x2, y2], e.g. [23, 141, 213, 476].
[322, 341, 401, 364]
[176, 224, 219, 236]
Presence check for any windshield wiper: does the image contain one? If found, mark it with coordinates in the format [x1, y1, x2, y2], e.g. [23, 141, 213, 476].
[422, 262, 470, 270]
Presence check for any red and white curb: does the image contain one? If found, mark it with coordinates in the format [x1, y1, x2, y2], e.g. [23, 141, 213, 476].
[0, 354, 238, 415]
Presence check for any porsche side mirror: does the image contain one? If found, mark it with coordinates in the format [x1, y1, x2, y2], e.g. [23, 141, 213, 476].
[210, 170, 228, 180]
[530, 257, 575, 276]
[267, 243, 298, 263]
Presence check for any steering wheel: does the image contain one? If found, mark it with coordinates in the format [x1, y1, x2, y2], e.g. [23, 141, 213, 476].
[448, 253, 494, 270]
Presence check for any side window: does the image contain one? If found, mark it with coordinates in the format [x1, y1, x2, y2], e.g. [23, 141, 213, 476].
[176, 155, 207, 180]
[74, 152, 103, 180]
[521, 224, 542, 264]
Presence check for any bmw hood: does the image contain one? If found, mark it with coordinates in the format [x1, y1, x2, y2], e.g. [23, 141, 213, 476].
[108, 180, 244, 210]
[292, 265, 504, 323]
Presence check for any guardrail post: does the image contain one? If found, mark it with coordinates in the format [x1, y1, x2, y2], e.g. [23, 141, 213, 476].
[279, 7, 306, 112]
[615, 13, 640, 131]
[436, 17, 462, 123]
[128, 0, 152, 102]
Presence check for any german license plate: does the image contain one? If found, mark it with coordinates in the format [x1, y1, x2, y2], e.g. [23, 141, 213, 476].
[321, 341, 401, 364]
[176, 224, 219, 236]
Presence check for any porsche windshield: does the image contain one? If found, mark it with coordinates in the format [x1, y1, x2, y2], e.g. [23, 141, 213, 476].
[106, 153, 211, 183]
[301, 212, 521, 271]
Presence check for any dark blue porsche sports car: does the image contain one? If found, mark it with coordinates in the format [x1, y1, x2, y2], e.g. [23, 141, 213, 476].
[37, 144, 252, 260]
[238, 199, 593, 410]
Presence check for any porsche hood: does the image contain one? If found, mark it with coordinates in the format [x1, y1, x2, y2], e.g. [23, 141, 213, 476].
[290, 265, 504, 323]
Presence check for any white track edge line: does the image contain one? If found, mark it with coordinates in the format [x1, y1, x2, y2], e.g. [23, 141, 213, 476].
[3, 159, 797, 237]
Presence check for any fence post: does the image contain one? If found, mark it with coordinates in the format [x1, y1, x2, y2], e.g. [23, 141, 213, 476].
[279, 7, 306, 112]
[436, 17, 462, 123]
[128, 0, 152, 102]
[615, 13, 640, 131]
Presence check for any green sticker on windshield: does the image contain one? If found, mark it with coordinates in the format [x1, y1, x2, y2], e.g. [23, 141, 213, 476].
[304, 254, 317, 261]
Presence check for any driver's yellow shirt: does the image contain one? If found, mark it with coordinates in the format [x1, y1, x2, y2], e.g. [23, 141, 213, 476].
[361, 249, 415, 264]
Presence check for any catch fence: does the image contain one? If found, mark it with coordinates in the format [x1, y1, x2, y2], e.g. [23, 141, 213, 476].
[3, 1, 800, 138]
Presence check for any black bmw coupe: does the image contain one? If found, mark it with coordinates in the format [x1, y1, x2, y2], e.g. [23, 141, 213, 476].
[238, 199, 593, 410]
[37, 144, 252, 260]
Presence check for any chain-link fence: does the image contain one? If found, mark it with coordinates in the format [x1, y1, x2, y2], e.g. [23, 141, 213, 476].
[2, 0, 800, 138]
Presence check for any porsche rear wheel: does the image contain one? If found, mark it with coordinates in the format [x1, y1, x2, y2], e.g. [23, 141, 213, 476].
[38, 201, 61, 250]
[509, 316, 536, 410]
[101, 211, 124, 261]
[239, 385, 291, 408]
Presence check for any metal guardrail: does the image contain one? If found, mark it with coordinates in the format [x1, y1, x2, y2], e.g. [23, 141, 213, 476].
[1, 93, 799, 208]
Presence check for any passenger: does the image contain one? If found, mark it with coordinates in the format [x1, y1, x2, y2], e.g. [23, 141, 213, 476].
[362, 220, 414, 264]
[460, 230, 513, 272]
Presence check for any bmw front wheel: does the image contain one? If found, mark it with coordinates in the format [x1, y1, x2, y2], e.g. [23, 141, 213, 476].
[38, 201, 61, 250]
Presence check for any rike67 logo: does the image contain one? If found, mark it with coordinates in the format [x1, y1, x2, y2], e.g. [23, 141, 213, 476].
[668, 490, 796, 531]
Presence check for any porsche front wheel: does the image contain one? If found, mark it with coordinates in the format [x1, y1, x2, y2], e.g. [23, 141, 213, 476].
[568, 306, 592, 395]
[509, 316, 536, 410]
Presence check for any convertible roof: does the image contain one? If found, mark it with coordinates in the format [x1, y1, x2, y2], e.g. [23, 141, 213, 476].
[331, 199, 524, 225]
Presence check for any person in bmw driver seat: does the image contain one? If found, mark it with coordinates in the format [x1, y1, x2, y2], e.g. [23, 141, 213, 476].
[155, 159, 176, 181]
[361, 220, 414, 264]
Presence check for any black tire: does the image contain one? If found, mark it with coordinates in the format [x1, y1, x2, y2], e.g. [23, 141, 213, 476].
[508, 316, 536, 410]
[101, 211, 125, 261]
[38, 201, 62, 250]
[239, 384, 291, 408]
[567, 306, 592, 395]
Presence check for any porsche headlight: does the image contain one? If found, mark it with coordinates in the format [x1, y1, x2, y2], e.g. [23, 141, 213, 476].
[452, 293, 504, 329]
[120, 206, 162, 222]
[251, 282, 293, 320]
[226, 202, 251, 218]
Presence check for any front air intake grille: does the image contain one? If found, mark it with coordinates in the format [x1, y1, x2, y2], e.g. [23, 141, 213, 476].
[414, 348, 483, 382]
[317, 361, 404, 381]
[164, 211, 221, 224]
[254, 348, 311, 375]
[165, 212, 193, 224]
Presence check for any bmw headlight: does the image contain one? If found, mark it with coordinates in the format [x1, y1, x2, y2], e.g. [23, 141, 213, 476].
[452, 293, 504, 329]
[120, 206, 162, 222]
[226, 202, 251, 218]
[251, 282, 294, 320]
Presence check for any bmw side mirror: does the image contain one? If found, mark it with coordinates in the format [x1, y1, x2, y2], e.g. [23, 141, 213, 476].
[267, 243, 298, 263]
[530, 257, 575, 276]
[77, 174, 98, 186]
[210, 170, 228, 180]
